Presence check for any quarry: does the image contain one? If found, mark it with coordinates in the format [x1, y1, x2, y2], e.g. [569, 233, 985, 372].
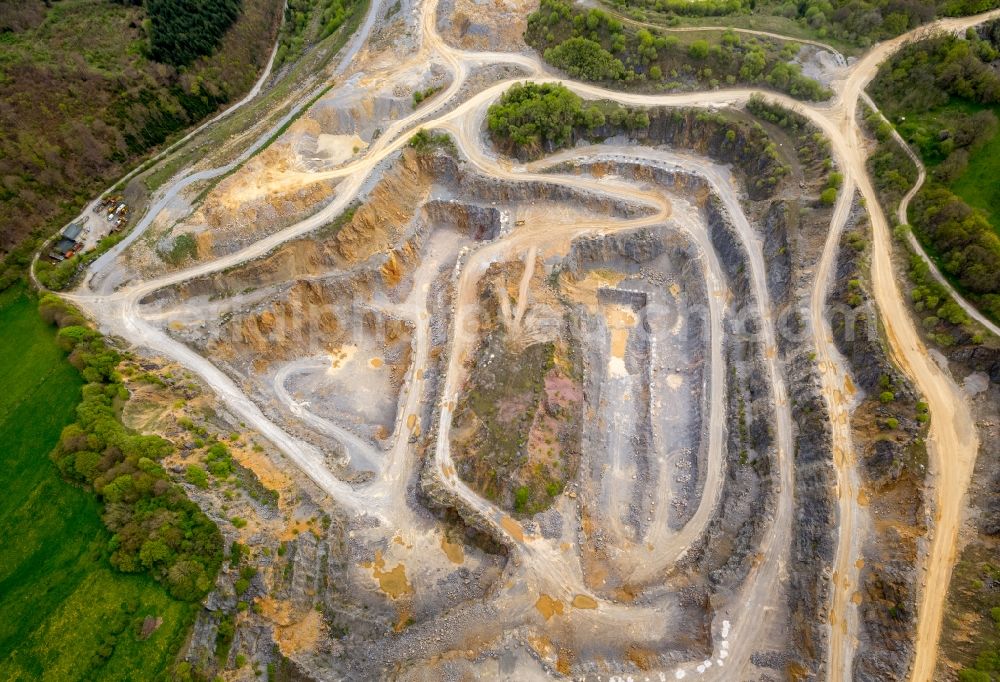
[48, 0, 1000, 679]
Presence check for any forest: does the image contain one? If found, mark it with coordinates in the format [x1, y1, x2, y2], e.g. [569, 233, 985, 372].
[0, 0, 283, 288]
[525, 0, 831, 100]
[146, 0, 243, 66]
[870, 21, 1000, 323]
[609, 0, 1000, 47]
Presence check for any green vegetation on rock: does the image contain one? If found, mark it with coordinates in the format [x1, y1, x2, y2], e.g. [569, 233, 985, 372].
[487, 82, 649, 158]
[451, 318, 582, 517]
[274, 0, 362, 68]
[165, 233, 199, 265]
[526, 0, 831, 99]
[487, 82, 607, 155]
[943, 546, 1000, 681]
[407, 129, 457, 155]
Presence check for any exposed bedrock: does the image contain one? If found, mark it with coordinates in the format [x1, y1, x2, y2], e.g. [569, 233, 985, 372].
[683, 200, 776, 590]
[564, 226, 710, 549]
[709, 188, 836, 675]
[761, 200, 794, 309]
[829, 200, 925, 682]
[424, 154, 652, 220]
[602, 109, 788, 201]
[756, 199, 836, 675]
[784, 339, 836, 676]
[418, 250, 523, 557]
[143, 150, 650, 307]
[948, 342, 1000, 385]
[562, 228, 666, 276]
[421, 200, 502, 241]
[557, 160, 790, 639]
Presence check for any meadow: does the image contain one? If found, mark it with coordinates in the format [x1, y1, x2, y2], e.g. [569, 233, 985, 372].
[949, 113, 1000, 235]
[0, 287, 194, 681]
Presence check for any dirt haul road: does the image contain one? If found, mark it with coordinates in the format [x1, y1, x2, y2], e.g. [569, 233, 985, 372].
[421, 142, 791, 677]
[58, 1, 1000, 678]
[859, 93, 1000, 339]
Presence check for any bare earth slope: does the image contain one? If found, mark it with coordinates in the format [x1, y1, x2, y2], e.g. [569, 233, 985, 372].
[36, 1, 1000, 679]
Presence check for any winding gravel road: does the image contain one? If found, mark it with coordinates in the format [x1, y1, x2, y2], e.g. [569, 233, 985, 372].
[51, 2, 1000, 679]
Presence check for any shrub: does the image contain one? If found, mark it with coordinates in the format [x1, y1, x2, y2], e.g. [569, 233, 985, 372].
[688, 39, 710, 59]
[544, 37, 625, 80]
[407, 129, 455, 155]
[514, 486, 531, 512]
[205, 441, 234, 478]
[185, 465, 209, 489]
[412, 85, 441, 107]
[44, 298, 222, 602]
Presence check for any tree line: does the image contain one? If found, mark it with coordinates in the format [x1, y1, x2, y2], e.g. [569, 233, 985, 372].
[870, 21, 1000, 323]
[608, 0, 1000, 48]
[525, 0, 831, 101]
[38, 295, 223, 602]
[486, 82, 649, 158]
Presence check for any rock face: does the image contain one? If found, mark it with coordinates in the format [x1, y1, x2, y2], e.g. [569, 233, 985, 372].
[638, 109, 789, 201]
[829, 200, 925, 682]
[785, 345, 837, 672]
[761, 201, 793, 307]
[563, 229, 665, 275]
[156, 96, 882, 678]
[693, 195, 778, 589]
[421, 200, 501, 241]
[949, 343, 1000, 384]
[712, 190, 837, 676]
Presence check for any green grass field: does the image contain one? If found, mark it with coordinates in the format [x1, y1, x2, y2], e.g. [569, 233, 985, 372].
[0, 287, 195, 681]
[895, 100, 1000, 239]
[950, 111, 1000, 235]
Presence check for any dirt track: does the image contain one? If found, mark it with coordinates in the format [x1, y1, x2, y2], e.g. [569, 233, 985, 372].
[55, 3, 1000, 679]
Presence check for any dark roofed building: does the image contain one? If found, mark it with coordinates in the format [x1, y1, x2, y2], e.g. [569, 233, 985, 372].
[53, 237, 77, 257]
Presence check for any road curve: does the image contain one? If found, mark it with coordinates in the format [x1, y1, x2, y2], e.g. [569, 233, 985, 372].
[587, 0, 847, 65]
[859, 93, 1000, 338]
[30, 16, 284, 292]
[54, 3, 1000, 679]
[272, 358, 382, 472]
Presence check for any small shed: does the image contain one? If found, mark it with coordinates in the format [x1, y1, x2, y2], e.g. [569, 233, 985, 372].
[53, 237, 77, 257]
[64, 222, 83, 241]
